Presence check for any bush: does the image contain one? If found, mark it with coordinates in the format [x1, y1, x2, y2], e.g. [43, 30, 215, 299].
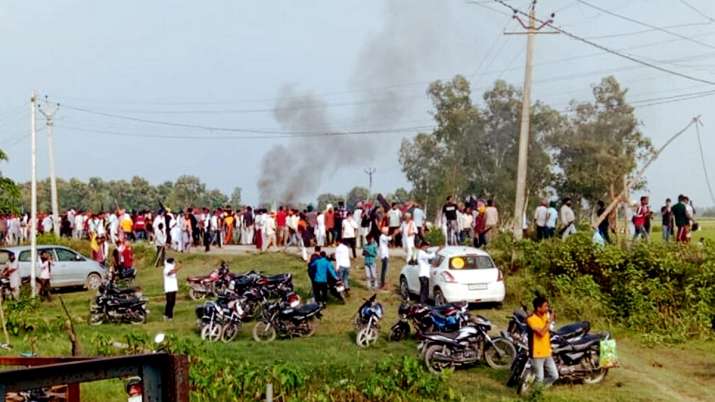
[500, 233, 715, 340]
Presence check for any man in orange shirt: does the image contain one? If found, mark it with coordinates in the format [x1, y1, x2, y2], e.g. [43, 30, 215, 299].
[527, 295, 559, 387]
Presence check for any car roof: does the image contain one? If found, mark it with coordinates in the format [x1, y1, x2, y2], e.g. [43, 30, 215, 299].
[0, 245, 71, 253]
[432, 246, 491, 258]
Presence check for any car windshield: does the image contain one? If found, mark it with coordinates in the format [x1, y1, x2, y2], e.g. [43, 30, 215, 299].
[448, 255, 495, 270]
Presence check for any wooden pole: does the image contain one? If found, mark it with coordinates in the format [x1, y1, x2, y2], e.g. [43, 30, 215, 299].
[592, 117, 699, 229]
[0, 294, 10, 347]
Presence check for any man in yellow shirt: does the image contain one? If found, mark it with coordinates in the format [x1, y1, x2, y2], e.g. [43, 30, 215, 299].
[526, 296, 559, 387]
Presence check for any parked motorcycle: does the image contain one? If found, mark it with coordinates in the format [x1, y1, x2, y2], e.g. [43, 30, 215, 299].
[389, 302, 469, 341]
[89, 281, 147, 325]
[354, 294, 383, 347]
[512, 331, 613, 395]
[419, 315, 516, 373]
[187, 262, 234, 300]
[90, 293, 148, 325]
[252, 293, 322, 342]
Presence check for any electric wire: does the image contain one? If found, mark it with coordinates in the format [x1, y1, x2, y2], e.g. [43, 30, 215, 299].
[576, 0, 715, 51]
[493, 0, 715, 85]
[695, 120, 715, 206]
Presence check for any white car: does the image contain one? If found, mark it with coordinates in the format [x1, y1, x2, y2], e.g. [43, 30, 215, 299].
[399, 246, 505, 306]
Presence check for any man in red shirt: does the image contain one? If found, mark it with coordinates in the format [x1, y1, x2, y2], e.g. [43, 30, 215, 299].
[633, 196, 651, 241]
[276, 206, 288, 247]
[133, 212, 146, 241]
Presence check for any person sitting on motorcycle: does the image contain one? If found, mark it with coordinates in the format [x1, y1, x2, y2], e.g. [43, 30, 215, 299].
[311, 251, 338, 306]
[527, 295, 559, 387]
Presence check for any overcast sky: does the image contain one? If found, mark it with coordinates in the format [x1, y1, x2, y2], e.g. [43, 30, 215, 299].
[1, 0, 714, 209]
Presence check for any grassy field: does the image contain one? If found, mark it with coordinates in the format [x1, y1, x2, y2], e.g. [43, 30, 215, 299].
[2, 236, 715, 401]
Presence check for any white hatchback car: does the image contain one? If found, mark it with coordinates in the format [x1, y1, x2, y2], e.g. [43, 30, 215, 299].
[399, 246, 505, 306]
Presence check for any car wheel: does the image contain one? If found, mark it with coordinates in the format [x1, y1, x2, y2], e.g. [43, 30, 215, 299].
[86, 273, 102, 290]
[433, 288, 447, 306]
[399, 276, 411, 300]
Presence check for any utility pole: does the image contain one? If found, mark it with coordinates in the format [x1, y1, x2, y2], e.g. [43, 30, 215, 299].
[30, 92, 38, 298]
[38, 97, 60, 237]
[364, 168, 376, 194]
[505, 1, 556, 240]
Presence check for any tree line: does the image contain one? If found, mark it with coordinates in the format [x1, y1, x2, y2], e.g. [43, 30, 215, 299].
[399, 75, 654, 220]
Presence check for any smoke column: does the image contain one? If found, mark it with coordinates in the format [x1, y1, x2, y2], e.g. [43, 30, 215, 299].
[258, 0, 452, 204]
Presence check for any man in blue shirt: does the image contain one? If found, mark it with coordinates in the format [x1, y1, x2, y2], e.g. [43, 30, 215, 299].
[309, 251, 338, 306]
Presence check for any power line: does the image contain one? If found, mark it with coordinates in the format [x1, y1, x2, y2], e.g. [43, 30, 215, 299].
[695, 119, 715, 206]
[584, 21, 713, 40]
[679, 0, 715, 23]
[493, 0, 715, 85]
[53, 123, 434, 141]
[576, 0, 715, 51]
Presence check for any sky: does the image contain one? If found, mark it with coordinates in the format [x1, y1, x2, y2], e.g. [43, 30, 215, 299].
[1, 0, 714, 209]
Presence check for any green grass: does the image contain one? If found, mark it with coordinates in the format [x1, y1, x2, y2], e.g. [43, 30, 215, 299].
[1, 249, 714, 401]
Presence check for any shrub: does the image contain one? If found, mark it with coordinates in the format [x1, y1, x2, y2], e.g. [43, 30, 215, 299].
[501, 233, 715, 340]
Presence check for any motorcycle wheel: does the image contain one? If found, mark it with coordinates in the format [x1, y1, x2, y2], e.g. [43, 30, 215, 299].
[252, 321, 277, 342]
[583, 368, 608, 384]
[517, 371, 536, 396]
[189, 288, 207, 301]
[89, 313, 104, 326]
[389, 323, 410, 341]
[221, 323, 240, 343]
[301, 320, 318, 338]
[484, 337, 517, 369]
[424, 344, 454, 374]
[201, 323, 222, 342]
[129, 312, 147, 325]
[356, 326, 378, 348]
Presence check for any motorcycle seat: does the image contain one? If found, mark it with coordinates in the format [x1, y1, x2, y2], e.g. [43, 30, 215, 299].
[296, 303, 321, 315]
[432, 304, 462, 316]
[553, 321, 590, 338]
[265, 273, 291, 284]
[108, 298, 143, 307]
[421, 330, 461, 340]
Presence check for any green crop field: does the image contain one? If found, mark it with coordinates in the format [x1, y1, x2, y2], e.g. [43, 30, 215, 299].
[1, 245, 714, 401]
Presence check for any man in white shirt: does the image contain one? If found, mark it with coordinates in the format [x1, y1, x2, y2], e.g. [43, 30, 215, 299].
[403, 213, 417, 264]
[262, 212, 276, 251]
[387, 204, 402, 247]
[341, 214, 358, 258]
[163, 257, 180, 320]
[559, 198, 577, 240]
[378, 227, 393, 289]
[334, 239, 352, 291]
[412, 203, 426, 243]
[546, 201, 558, 238]
[154, 223, 167, 267]
[485, 200, 499, 243]
[534, 199, 549, 241]
[74, 213, 85, 239]
[353, 203, 365, 248]
[417, 242, 438, 304]
[2, 252, 20, 300]
[41, 215, 53, 234]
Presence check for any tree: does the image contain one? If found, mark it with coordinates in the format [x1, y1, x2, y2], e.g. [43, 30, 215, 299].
[316, 193, 343, 211]
[345, 186, 369, 210]
[549, 76, 653, 207]
[400, 76, 558, 219]
[229, 187, 242, 209]
[0, 149, 21, 214]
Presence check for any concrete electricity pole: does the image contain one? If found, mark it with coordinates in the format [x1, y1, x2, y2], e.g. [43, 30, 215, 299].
[30, 92, 38, 297]
[38, 97, 60, 237]
[506, 1, 556, 239]
[364, 168, 376, 194]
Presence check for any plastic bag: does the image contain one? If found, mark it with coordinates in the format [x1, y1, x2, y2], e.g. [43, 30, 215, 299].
[599, 338, 619, 368]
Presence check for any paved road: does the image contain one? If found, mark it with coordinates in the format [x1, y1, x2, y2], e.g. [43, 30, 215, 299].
[187, 244, 409, 258]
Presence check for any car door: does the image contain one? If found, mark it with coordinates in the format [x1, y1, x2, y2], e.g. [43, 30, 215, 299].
[405, 258, 420, 293]
[429, 253, 445, 298]
[53, 247, 83, 287]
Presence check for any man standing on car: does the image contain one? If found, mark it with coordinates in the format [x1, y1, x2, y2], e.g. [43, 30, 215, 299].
[527, 296, 559, 387]
[441, 196, 458, 245]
